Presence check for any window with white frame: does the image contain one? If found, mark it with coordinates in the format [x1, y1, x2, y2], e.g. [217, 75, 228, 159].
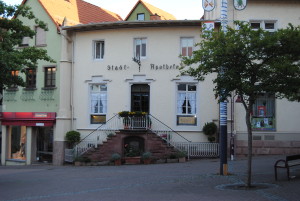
[19, 37, 29, 47]
[35, 26, 46, 46]
[90, 84, 107, 124]
[251, 93, 275, 131]
[94, 40, 105, 60]
[137, 13, 145, 21]
[134, 38, 147, 59]
[177, 84, 197, 125]
[181, 37, 194, 58]
[250, 20, 277, 32]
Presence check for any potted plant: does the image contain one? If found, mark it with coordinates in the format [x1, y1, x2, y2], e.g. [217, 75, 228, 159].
[111, 153, 121, 166]
[202, 122, 217, 142]
[65, 130, 81, 148]
[167, 153, 179, 163]
[118, 111, 131, 129]
[176, 151, 187, 163]
[142, 152, 152, 164]
[74, 156, 91, 166]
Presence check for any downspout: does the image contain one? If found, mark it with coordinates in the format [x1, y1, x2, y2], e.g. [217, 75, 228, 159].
[71, 36, 75, 130]
[59, 26, 74, 130]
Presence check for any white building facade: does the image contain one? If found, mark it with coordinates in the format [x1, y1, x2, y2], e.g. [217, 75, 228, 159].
[62, 21, 219, 145]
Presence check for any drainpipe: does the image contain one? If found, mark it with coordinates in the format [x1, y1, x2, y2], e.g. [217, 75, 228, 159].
[60, 27, 74, 130]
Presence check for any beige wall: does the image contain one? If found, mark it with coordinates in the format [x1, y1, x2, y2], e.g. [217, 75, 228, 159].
[69, 26, 219, 142]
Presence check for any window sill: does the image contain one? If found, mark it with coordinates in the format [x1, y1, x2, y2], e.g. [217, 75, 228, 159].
[23, 87, 37, 91]
[35, 44, 47, 47]
[42, 87, 57, 90]
[6, 88, 19, 92]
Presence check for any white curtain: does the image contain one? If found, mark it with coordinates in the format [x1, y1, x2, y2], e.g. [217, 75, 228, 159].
[177, 93, 186, 114]
[187, 93, 196, 114]
[91, 94, 99, 113]
[100, 93, 107, 113]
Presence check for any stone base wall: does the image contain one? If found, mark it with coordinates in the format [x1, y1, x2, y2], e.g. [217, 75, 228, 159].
[53, 141, 65, 165]
[235, 140, 300, 156]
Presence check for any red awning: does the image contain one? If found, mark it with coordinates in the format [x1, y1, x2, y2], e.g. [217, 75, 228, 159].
[0, 112, 56, 126]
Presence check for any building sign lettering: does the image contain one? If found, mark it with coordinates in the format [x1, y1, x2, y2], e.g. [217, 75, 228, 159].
[150, 64, 179, 70]
[107, 65, 130, 71]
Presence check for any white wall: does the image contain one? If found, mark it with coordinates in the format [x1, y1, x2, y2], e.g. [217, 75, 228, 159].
[71, 26, 219, 141]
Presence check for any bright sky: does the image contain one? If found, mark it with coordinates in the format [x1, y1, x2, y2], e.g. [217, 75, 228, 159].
[2, 0, 204, 20]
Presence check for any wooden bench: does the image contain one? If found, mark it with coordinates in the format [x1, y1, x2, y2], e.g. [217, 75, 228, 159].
[274, 154, 300, 181]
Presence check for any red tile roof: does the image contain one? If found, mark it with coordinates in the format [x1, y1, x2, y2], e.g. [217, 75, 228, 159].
[21, 0, 122, 28]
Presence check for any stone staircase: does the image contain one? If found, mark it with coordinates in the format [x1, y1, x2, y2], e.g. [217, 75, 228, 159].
[82, 129, 178, 162]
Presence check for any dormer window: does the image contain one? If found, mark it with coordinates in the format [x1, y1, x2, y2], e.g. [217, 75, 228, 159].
[137, 13, 145, 21]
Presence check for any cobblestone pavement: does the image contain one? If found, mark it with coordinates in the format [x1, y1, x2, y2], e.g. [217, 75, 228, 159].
[0, 155, 299, 201]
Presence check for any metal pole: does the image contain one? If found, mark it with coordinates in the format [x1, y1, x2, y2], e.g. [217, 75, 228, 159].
[220, 0, 228, 175]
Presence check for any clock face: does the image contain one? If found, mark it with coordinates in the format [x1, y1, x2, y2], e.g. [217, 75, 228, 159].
[202, 0, 215, 12]
[234, 0, 247, 10]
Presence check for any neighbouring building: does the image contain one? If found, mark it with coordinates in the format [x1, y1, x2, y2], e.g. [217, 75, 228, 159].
[124, 0, 176, 21]
[0, 0, 122, 166]
[203, 0, 300, 155]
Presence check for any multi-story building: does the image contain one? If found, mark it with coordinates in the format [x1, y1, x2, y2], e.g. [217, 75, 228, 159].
[60, 0, 219, 161]
[203, 0, 300, 155]
[0, 0, 122, 165]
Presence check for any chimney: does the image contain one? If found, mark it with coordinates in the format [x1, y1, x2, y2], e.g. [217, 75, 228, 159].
[150, 13, 161, 21]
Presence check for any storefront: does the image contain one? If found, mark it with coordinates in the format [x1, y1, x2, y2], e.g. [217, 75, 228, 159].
[0, 112, 55, 165]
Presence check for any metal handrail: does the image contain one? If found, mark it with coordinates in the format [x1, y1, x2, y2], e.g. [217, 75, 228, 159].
[148, 114, 192, 143]
[77, 114, 119, 144]
[70, 113, 193, 160]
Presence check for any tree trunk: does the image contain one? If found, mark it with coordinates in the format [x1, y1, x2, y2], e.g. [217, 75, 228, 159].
[245, 108, 253, 187]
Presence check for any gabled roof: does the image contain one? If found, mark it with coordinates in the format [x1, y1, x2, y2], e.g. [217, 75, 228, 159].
[125, 0, 176, 21]
[21, 0, 122, 28]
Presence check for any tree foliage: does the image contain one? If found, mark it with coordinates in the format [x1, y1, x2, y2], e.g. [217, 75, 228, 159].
[181, 21, 300, 187]
[182, 21, 300, 103]
[0, 0, 53, 90]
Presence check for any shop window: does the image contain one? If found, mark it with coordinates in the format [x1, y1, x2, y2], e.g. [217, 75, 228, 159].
[134, 38, 147, 59]
[90, 84, 107, 124]
[35, 26, 46, 46]
[251, 93, 276, 131]
[44, 67, 56, 88]
[94, 40, 105, 60]
[25, 68, 36, 89]
[8, 126, 26, 160]
[177, 84, 197, 126]
[181, 37, 194, 58]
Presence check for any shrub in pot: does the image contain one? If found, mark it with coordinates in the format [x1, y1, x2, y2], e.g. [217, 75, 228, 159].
[65, 130, 81, 148]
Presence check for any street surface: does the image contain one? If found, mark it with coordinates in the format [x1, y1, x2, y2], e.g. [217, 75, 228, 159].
[0, 155, 299, 201]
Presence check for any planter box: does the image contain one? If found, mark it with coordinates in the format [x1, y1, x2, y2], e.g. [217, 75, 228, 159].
[178, 157, 186, 163]
[125, 157, 141, 165]
[167, 158, 178, 163]
[114, 159, 122, 166]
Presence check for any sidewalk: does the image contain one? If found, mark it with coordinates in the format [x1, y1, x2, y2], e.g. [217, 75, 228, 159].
[0, 155, 299, 201]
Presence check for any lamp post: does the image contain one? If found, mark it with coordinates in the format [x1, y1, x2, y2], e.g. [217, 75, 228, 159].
[219, 0, 228, 176]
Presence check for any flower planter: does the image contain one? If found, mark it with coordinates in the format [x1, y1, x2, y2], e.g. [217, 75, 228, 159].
[143, 158, 151, 164]
[178, 157, 186, 163]
[114, 159, 122, 166]
[125, 157, 141, 165]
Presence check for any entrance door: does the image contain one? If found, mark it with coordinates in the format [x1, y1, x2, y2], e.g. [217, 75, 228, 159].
[131, 84, 150, 112]
[36, 127, 53, 163]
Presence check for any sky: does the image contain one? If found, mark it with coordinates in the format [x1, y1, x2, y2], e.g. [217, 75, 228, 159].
[2, 0, 204, 20]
